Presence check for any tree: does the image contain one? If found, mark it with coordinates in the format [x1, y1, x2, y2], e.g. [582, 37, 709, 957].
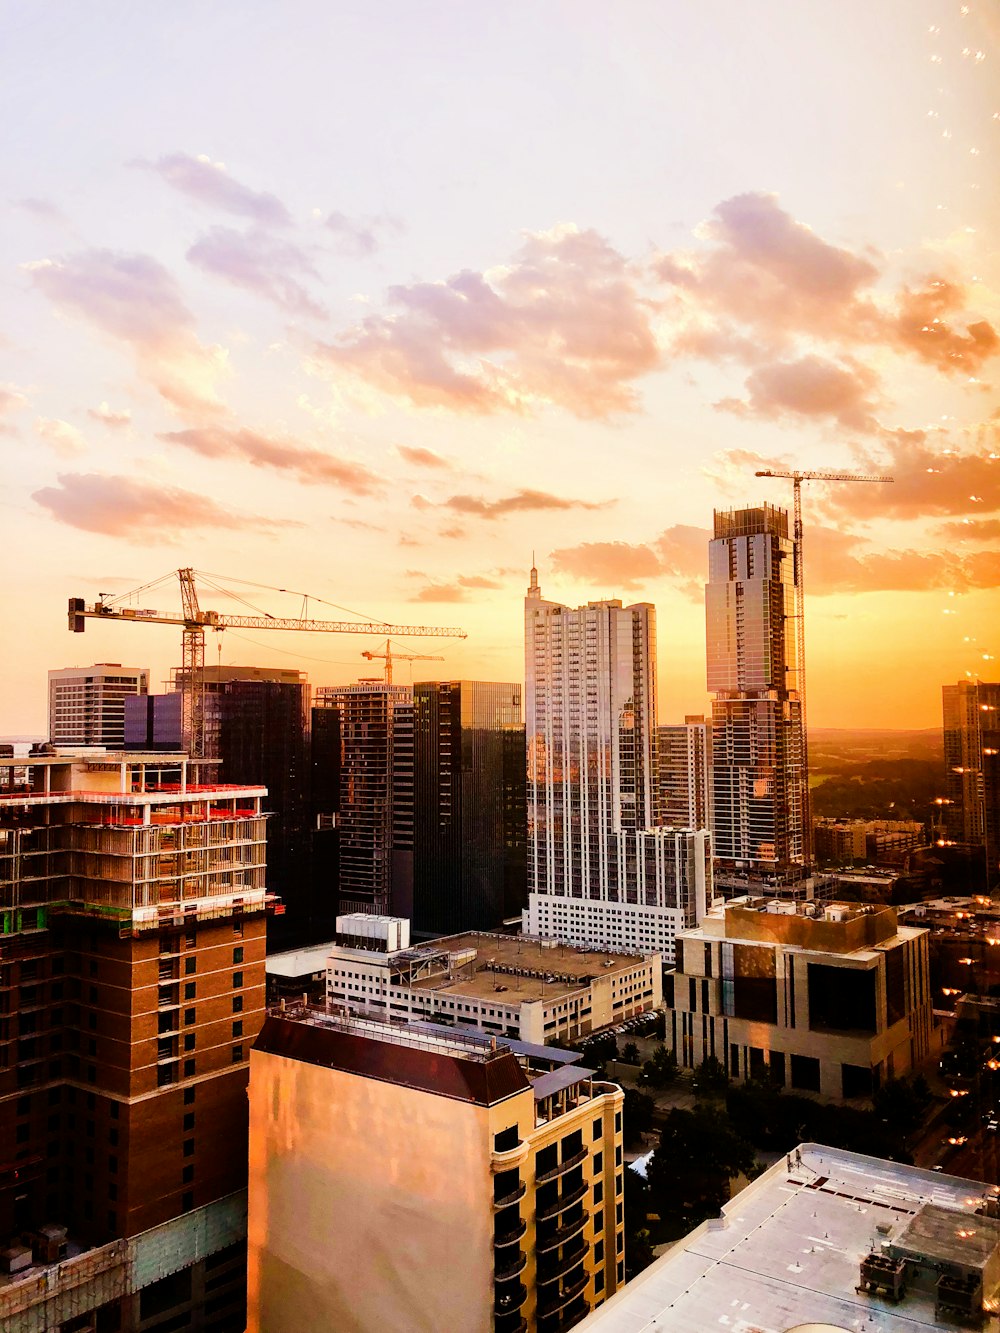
[621, 1087, 655, 1146]
[621, 1041, 640, 1065]
[873, 1075, 933, 1140]
[646, 1105, 757, 1232]
[693, 1055, 728, 1098]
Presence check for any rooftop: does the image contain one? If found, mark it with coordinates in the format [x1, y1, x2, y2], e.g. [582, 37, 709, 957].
[578, 1143, 1000, 1332]
[688, 897, 917, 955]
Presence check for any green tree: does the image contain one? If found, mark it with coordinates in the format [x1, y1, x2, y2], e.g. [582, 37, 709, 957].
[693, 1055, 729, 1098]
[646, 1105, 757, 1231]
[621, 1041, 640, 1065]
[621, 1087, 655, 1146]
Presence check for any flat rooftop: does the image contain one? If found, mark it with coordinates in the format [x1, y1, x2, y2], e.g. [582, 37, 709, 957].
[578, 1143, 1000, 1332]
[406, 931, 654, 1006]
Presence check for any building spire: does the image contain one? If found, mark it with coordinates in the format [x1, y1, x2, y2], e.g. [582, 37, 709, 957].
[527, 553, 540, 600]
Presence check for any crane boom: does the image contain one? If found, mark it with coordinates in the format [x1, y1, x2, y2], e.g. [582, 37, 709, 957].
[753, 467, 893, 870]
[361, 640, 444, 686]
[68, 568, 467, 758]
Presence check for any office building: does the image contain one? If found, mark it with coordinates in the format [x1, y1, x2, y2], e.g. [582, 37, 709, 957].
[248, 1007, 624, 1333]
[313, 681, 414, 919]
[578, 1143, 1000, 1332]
[0, 746, 272, 1329]
[707, 505, 806, 878]
[666, 896, 932, 1098]
[523, 568, 708, 959]
[814, 816, 926, 867]
[413, 680, 526, 936]
[943, 679, 1000, 886]
[48, 663, 149, 748]
[326, 913, 661, 1044]
[656, 716, 711, 830]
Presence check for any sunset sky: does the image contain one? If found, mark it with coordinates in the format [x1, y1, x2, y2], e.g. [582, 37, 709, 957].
[2, 1, 999, 734]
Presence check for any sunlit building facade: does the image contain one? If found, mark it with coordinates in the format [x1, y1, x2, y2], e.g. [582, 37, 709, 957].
[524, 568, 708, 959]
[48, 663, 149, 748]
[656, 716, 712, 830]
[943, 680, 1000, 888]
[707, 506, 806, 875]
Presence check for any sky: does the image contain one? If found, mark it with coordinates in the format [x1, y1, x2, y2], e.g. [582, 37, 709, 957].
[2, 0, 999, 734]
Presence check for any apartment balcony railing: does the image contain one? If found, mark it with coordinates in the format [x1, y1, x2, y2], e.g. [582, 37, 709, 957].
[493, 1181, 527, 1210]
[494, 1250, 527, 1283]
[535, 1147, 588, 1185]
[493, 1218, 527, 1249]
[538, 1299, 590, 1333]
[536, 1240, 587, 1284]
[535, 1209, 589, 1254]
[493, 1316, 527, 1333]
[536, 1271, 589, 1319]
[493, 1282, 527, 1316]
[535, 1180, 587, 1222]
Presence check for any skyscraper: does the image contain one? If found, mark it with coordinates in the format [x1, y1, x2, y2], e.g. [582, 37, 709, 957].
[943, 679, 1000, 889]
[707, 505, 806, 880]
[412, 680, 526, 935]
[48, 663, 149, 747]
[524, 568, 710, 958]
[314, 681, 415, 919]
[657, 716, 712, 830]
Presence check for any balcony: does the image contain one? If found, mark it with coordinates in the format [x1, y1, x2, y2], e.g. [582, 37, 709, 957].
[535, 1209, 589, 1254]
[538, 1299, 591, 1333]
[536, 1271, 589, 1318]
[493, 1181, 527, 1210]
[494, 1218, 527, 1249]
[536, 1147, 588, 1185]
[494, 1250, 527, 1282]
[491, 1140, 530, 1173]
[536, 1180, 587, 1222]
[493, 1282, 527, 1316]
[494, 1317, 527, 1333]
[536, 1240, 587, 1284]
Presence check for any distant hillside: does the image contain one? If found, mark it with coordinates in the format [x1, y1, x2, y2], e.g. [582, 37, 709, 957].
[810, 728, 943, 772]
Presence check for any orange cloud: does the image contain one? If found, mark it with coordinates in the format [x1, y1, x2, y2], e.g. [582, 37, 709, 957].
[316, 224, 659, 418]
[33, 473, 296, 537]
[716, 355, 880, 431]
[396, 445, 451, 469]
[550, 540, 662, 589]
[87, 402, 131, 429]
[26, 250, 227, 414]
[159, 425, 381, 494]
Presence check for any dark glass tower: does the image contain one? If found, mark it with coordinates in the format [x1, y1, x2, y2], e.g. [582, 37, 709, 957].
[412, 681, 526, 936]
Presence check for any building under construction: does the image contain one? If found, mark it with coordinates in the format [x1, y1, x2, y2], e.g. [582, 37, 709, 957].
[0, 747, 276, 1330]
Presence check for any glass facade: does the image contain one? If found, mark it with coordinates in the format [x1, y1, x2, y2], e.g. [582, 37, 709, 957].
[943, 680, 1000, 875]
[412, 681, 526, 935]
[707, 505, 806, 872]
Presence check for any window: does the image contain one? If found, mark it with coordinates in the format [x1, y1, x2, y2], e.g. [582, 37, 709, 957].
[593, 1180, 603, 1205]
[108, 1156, 117, 1174]
[183, 1164, 194, 1183]
[184, 958, 196, 975]
[184, 1008, 196, 1025]
[232, 971, 243, 989]
[592, 1118, 602, 1141]
[596, 1270, 605, 1293]
[184, 1088, 195, 1106]
[184, 929, 196, 948]
[183, 1112, 195, 1131]
[232, 1020, 243, 1038]
[109, 1128, 118, 1147]
[184, 983, 195, 1000]
[593, 1151, 603, 1173]
[594, 1239, 604, 1264]
[184, 1058, 195, 1077]
[233, 947, 244, 964]
[182, 1191, 194, 1212]
[232, 1045, 244, 1063]
[183, 1138, 194, 1157]
[232, 996, 243, 1013]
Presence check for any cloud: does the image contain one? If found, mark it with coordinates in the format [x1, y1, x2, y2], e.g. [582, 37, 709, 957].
[88, 401, 132, 428]
[716, 355, 880, 431]
[186, 227, 325, 318]
[656, 192, 998, 380]
[26, 249, 227, 414]
[808, 525, 1000, 594]
[325, 211, 399, 257]
[35, 417, 86, 457]
[937, 517, 1000, 542]
[432, 487, 611, 519]
[456, 574, 502, 590]
[143, 152, 291, 227]
[549, 540, 662, 590]
[832, 432, 999, 520]
[13, 197, 66, 223]
[655, 524, 711, 579]
[0, 384, 29, 432]
[33, 472, 296, 537]
[397, 444, 451, 469]
[410, 582, 471, 602]
[159, 424, 381, 494]
[315, 224, 659, 417]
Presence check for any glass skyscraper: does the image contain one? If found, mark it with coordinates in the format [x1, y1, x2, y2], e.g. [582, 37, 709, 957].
[707, 505, 806, 876]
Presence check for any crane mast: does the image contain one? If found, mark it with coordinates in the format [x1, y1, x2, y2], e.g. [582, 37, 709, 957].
[754, 468, 894, 866]
[360, 640, 445, 686]
[68, 569, 467, 760]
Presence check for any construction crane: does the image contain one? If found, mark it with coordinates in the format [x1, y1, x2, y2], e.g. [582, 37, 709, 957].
[754, 468, 894, 864]
[361, 640, 444, 686]
[68, 568, 466, 759]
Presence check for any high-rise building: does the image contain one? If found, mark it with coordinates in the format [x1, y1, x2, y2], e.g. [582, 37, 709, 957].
[48, 663, 149, 748]
[524, 568, 709, 958]
[943, 680, 1000, 889]
[657, 716, 712, 830]
[248, 1007, 625, 1333]
[412, 679, 526, 936]
[314, 682, 415, 919]
[0, 746, 272, 1328]
[707, 505, 806, 879]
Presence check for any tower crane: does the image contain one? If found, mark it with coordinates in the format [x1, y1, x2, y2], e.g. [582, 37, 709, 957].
[68, 568, 466, 760]
[754, 468, 894, 864]
[361, 640, 444, 686]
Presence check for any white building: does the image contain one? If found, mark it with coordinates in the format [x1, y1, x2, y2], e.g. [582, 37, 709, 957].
[325, 913, 661, 1045]
[523, 565, 709, 960]
[47, 663, 149, 748]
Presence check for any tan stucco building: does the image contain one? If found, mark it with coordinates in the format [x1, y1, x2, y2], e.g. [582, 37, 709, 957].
[248, 1007, 625, 1332]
